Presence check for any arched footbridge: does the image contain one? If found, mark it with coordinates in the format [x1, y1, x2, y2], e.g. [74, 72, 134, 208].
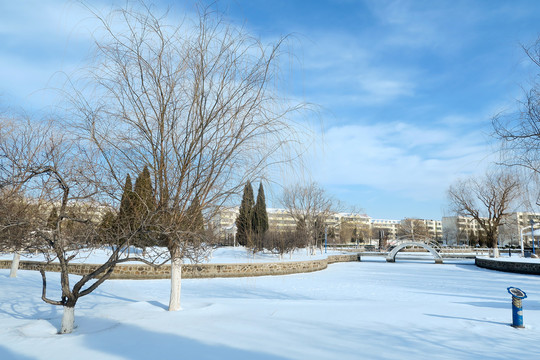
[386, 240, 443, 264]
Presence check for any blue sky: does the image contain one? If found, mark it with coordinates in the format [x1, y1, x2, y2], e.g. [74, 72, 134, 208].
[1, 0, 540, 220]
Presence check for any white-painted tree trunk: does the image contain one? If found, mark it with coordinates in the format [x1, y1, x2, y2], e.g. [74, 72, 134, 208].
[168, 258, 182, 311]
[493, 247, 500, 258]
[60, 306, 75, 334]
[10, 253, 20, 278]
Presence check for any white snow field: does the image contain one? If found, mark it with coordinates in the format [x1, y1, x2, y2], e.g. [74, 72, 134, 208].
[1, 252, 539, 359]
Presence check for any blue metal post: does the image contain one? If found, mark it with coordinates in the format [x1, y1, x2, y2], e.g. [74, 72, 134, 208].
[512, 297, 524, 328]
[508, 287, 527, 328]
[531, 220, 535, 255]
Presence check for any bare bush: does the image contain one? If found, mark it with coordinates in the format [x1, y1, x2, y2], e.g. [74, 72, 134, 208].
[280, 182, 337, 254]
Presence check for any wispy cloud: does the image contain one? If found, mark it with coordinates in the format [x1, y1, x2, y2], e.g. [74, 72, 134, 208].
[296, 32, 418, 107]
[309, 120, 497, 202]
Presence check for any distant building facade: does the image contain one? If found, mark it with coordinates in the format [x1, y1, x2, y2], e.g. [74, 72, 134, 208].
[215, 209, 540, 248]
[370, 219, 400, 240]
[442, 212, 540, 247]
[498, 212, 540, 247]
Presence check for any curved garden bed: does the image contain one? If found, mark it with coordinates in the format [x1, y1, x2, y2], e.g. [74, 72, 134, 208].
[0, 253, 361, 279]
[475, 257, 540, 275]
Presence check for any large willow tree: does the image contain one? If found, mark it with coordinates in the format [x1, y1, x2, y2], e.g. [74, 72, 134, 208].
[72, 2, 307, 311]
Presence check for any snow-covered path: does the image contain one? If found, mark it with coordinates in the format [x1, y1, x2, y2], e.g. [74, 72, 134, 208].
[1, 256, 539, 359]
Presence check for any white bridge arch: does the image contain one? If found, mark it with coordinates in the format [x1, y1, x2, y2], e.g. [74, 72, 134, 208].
[386, 241, 443, 264]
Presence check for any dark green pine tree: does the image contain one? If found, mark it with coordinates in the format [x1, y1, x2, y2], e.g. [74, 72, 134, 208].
[117, 174, 135, 230]
[183, 196, 205, 242]
[134, 166, 156, 218]
[46, 206, 59, 230]
[252, 183, 269, 236]
[133, 166, 156, 246]
[98, 211, 117, 244]
[188, 196, 205, 233]
[235, 181, 254, 246]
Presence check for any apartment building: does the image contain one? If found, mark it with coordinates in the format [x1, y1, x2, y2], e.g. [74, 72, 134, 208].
[422, 219, 443, 241]
[498, 212, 540, 247]
[441, 216, 487, 245]
[214, 207, 373, 241]
[213, 209, 441, 245]
[370, 219, 399, 240]
[442, 212, 540, 246]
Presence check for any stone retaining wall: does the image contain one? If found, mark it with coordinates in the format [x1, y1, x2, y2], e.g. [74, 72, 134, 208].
[475, 257, 540, 275]
[0, 253, 361, 280]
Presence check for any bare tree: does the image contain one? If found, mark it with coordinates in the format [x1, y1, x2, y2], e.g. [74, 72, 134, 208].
[280, 182, 336, 254]
[70, 3, 307, 311]
[0, 116, 166, 334]
[447, 171, 521, 257]
[397, 218, 429, 241]
[493, 38, 540, 204]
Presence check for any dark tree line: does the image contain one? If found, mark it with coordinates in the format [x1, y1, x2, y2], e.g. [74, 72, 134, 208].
[100, 167, 206, 248]
[235, 181, 269, 251]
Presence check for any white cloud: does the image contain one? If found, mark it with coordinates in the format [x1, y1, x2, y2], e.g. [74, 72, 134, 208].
[309, 121, 496, 202]
[296, 32, 418, 107]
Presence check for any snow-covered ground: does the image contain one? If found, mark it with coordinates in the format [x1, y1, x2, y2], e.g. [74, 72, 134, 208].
[478, 255, 540, 263]
[1, 253, 540, 359]
[0, 246, 344, 264]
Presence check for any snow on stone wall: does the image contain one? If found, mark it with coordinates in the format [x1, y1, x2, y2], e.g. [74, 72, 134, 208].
[475, 257, 540, 275]
[0, 254, 360, 279]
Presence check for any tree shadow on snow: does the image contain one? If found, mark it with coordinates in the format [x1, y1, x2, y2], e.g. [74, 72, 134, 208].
[412, 290, 504, 302]
[90, 289, 140, 304]
[425, 313, 508, 326]
[453, 301, 511, 309]
[81, 316, 287, 360]
[0, 300, 59, 322]
[455, 300, 540, 311]
[0, 344, 36, 360]
[146, 300, 168, 310]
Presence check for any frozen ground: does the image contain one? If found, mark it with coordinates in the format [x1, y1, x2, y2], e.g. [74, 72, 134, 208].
[1, 253, 539, 359]
[0, 246, 344, 264]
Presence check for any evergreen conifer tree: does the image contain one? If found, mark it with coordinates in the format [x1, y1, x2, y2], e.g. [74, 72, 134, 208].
[134, 166, 155, 218]
[117, 174, 134, 230]
[182, 196, 205, 242]
[188, 196, 205, 233]
[46, 207, 58, 230]
[133, 166, 156, 246]
[236, 181, 254, 246]
[253, 183, 269, 236]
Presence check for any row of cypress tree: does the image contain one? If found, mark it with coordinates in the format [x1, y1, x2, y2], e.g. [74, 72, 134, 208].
[235, 181, 269, 247]
[101, 166, 204, 246]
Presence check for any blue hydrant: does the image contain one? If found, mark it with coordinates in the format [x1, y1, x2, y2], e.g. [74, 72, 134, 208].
[507, 287, 527, 328]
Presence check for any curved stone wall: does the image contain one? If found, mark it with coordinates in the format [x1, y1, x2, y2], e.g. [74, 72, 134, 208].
[475, 257, 540, 275]
[0, 253, 360, 280]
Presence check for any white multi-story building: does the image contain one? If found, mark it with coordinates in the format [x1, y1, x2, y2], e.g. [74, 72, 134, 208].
[214, 207, 373, 242]
[498, 212, 540, 247]
[441, 216, 487, 245]
[370, 219, 400, 240]
[370, 218, 441, 242]
[422, 219, 443, 241]
[211, 207, 238, 244]
[442, 212, 540, 247]
[213, 209, 443, 245]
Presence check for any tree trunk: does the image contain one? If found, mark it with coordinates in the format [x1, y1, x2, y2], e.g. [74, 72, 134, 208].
[168, 256, 182, 311]
[10, 252, 20, 278]
[490, 236, 500, 258]
[60, 306, 75, 334]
